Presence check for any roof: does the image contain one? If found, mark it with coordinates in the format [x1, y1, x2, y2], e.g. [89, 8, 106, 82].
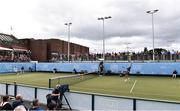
[0, 33, 16, 42]
[0, 33, 28, 52]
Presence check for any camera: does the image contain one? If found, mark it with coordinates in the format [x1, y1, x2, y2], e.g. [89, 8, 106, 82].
[57, 84, 69, 94]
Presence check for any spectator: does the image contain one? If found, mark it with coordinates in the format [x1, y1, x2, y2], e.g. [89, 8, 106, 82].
[29, 99, 44, 111]
[0, 95, 13, 110]
[12, 94, 27, 110]
[14, 105, 26, 111]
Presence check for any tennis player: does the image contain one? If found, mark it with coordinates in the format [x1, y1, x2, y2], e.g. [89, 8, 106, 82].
[125, 66, 131, 82]
[99, 61, 104, 76]
[14, 66, 18, 75]
[21, 66, 24, 74]
[172, 70, 177, 78]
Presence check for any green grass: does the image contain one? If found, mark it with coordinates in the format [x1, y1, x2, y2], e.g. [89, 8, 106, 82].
[0, 72, 72, 87]
[0, 72, 180, 102]
[71, 76, 180, 101]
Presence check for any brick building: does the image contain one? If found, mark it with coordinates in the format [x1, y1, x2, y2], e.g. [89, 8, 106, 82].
[20, 38, 89, 61]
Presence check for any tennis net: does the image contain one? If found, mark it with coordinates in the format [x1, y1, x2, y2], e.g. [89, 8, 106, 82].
[49, 72, 97, 88]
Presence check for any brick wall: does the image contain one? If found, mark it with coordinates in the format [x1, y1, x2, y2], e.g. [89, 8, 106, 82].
[29, 39, 47, 61]
[20, 38, 89, 61]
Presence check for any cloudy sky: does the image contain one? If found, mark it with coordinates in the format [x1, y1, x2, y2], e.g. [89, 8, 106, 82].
[0, 0, 180, 53]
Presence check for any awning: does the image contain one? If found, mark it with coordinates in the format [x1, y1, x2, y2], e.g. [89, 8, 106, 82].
[12, 45, 28, 52]
[0, 46, 13, 51]
[13, 48, 28, 51]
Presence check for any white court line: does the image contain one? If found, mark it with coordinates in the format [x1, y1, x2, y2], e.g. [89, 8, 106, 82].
[72, 86, 180, 98]
[130, 80, 137, 93]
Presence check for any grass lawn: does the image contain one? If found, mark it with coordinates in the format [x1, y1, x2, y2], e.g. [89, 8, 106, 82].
[0, 72, 72, 87]
[0, 72, 180, 102]
[71, 76, 180, 101]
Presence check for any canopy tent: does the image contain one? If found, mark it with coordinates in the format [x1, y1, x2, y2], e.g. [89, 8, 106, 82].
[0, 46, 13, 51]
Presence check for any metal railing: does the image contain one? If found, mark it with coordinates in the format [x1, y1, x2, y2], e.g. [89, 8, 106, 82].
[1, 82, 180, 110]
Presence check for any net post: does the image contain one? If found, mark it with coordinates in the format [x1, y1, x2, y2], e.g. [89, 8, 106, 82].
[49, 79, 51, 88]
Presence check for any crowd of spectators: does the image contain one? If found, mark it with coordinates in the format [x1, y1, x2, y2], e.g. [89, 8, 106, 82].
[0, 51, 31, 62]
[0, 88, 67, 111]
[1, 49, 180, 62]
[0, 94, 44, 111]
[13, 54, 31, 62]
[50, 51, 180, 62]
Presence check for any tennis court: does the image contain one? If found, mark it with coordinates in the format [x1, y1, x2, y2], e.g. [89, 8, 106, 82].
[0, 72, 180, 101]
[71, 76, 180, 101]
[0, 72, 72, 87]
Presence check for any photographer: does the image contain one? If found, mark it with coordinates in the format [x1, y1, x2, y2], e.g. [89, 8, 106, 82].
[46, 94, 56, 110]
[51, 85, 61, 103]
[47, 84, 70, 110]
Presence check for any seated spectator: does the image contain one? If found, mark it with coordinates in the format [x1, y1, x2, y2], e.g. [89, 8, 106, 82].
[29, 99, 44, 111]
[0, 95, 13, 110]
[14, 105, 26, 111]
[12, 94, 27, 110]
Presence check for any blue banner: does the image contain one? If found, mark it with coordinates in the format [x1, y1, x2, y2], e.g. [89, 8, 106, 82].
[36, 63, 99, 73]
[0, 62, 179, 75]
[0, 62, 35, 73]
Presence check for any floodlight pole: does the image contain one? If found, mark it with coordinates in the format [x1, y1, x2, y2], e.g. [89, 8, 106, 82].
[147, 9, 158, 61]
[98, 16, 111, 61]
[65, 22, 72, 62]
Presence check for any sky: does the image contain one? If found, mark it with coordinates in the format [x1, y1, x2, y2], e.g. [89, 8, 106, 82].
[0, 0, 180, 53]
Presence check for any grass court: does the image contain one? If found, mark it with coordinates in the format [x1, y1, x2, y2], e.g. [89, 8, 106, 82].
[0, 72, 180, 102]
